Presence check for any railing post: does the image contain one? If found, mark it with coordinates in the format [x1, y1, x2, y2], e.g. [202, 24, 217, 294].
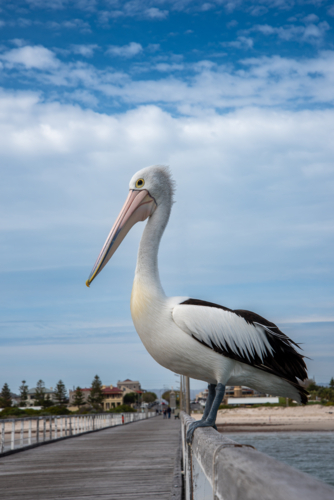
[185, 376, 191, 415]
[49, 417, 52, 441]
[36, 418, 40, 443]
[11, 420, 15, 450]
[28, 419, 32, 445]
[20, 420, 24, 447]
[1, 421, 5, 453]
[60, 417, 63, 438]
[55, 417, 58, 439]
[43, 418, 46, 442]
[65, 416, 67, 436]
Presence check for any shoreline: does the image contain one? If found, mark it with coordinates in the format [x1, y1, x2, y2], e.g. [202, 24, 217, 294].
[191, 404, 334, 433]
[216, 423, 334, 432]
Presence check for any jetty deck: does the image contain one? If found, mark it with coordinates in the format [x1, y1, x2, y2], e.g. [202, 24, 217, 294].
[0, 415, 180, 500]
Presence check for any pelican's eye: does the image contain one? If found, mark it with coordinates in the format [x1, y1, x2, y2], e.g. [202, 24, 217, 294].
[135, 178, 145, 188]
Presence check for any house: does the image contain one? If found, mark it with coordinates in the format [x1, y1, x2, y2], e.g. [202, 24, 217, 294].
[117, 379, 142, 392]
[26, 387, 57, 407]
[10, 393, 21, 407]
[68, 388, 91, 405]
[68, 385, 125, 411]
[101, 385, 123, 410]
[196, 386, 256, 404]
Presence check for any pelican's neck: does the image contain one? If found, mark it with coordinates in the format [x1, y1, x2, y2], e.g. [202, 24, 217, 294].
[134, 199, 171, 298]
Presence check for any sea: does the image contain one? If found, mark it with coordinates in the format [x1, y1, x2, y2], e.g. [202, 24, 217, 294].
[226, 431, 334, 487]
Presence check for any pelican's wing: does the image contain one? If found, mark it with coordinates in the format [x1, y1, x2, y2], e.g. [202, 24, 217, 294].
[172, 298, 308, 394]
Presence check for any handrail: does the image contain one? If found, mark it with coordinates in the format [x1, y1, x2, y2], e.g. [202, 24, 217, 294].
[181, 412, 334, 500]
[0, 411, 156, 456]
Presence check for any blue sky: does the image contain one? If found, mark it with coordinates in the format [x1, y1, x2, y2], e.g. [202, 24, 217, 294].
[0, 0, 333, 395]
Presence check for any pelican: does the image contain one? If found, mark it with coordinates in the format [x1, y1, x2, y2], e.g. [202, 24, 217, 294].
[86, 166, 308, 442]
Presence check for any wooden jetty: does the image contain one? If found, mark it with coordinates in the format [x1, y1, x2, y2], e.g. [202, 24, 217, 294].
[0, 415, 180, 500]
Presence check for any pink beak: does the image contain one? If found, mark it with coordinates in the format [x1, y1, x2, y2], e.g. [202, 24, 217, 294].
[86, 189, 156, 287]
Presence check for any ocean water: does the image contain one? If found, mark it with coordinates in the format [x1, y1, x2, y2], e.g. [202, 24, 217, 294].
[226, 432, 334, 487]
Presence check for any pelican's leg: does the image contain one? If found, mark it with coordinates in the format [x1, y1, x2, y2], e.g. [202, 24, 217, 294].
[186, 384, 216, 437]
[186, 384, 225, 444]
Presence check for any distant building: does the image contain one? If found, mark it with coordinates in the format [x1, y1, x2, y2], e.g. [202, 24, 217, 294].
[117, 379, 142, 392]
[69, 384, 125, 410]
[196, 386, 257, 404]
[26, 387, 57, 407]
[195, 388, 209, 402]
[10, 393, 21, 407]
[68, 388, 91, 406]
[101, 385, 123, 410]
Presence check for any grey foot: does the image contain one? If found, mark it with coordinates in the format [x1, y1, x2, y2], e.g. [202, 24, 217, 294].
[186, 420, 216, 444]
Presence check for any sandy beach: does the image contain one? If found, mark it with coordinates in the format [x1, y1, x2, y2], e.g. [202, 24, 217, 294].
[191, 405, 334, 432]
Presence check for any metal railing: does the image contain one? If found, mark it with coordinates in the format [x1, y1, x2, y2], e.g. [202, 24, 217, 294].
[1, 411, 155, 456]
[181, 412, 334, 500]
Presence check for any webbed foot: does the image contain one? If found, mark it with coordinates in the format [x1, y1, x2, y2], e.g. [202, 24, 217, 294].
[186, 420, 216, 444]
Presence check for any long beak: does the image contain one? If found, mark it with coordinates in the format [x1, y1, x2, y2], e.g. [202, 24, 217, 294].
[86, 189, 156, 287]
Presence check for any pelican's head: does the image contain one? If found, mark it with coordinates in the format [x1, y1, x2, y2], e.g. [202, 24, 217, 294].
[86, 165, 174, 287]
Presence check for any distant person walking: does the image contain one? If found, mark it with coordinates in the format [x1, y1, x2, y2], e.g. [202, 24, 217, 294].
[167, 406, 171, 419]
[163, 409, 167, 419]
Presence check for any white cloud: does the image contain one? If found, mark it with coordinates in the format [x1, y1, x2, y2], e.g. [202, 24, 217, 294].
[144, 7, 169, 19]
[47, 18, 91, 32]
[106, 42, 143, 58]
[200, 3, 214, 11]
[155, 62, 184, 71]
[2, 45, 334, 112]
[147, 43, 161, 52]
[222, 35, 254, 49]
[248, 19, 330, 44]
[26, 0, 67, 8]
[70, 44, 99, 57]
[248, 5, 268, 16]
[302, 13, 319, 23]
[10, 38, 27, 47]
[0, 45, 60, 69]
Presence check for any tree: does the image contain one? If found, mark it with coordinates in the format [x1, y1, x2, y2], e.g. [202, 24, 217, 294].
[329, 377, 334, 389]
[73, 387, 85, 407]
[34, 379, 46, 406]
[55, 380, 67, 405]
[0, 383, 12, 408]
[142, 391, 157, 403]
[124, 392, 137, 405]
[88, 375, 103, 406]
[308, 382, 319, 392]
[19, 380, 28, 407]
[43, 394, 54, 408]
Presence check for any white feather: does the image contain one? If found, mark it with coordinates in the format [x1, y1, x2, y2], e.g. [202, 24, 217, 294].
[172, 304, 274, 362]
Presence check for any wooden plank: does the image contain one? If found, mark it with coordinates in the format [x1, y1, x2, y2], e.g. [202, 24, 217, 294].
[0, 415, 181, 500]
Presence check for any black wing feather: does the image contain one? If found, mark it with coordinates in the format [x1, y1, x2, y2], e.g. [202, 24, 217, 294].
[181, 298, 308, 404]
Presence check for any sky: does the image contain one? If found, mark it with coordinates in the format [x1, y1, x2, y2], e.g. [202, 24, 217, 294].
[0, 0, 333, 395]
